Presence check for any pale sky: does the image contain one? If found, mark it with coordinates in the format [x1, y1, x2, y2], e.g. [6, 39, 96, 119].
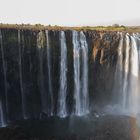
[0, 0, 140, 26]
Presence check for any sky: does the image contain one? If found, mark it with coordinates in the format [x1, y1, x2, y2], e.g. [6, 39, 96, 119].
[0, 0, 140, 26]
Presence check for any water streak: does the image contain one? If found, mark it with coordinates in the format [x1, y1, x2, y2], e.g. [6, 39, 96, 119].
[122, 34, 130, 110]
[18, 30, 27, 119]
[72, 31, 89, 116]
[0, 30, 8, 122]
[57, 31, 67, 117]
[46, 30, 54, 116]
[80, 31, 89, 114]
[114, 33, 123, 104]
[37, 31, 47, 114]
[72, 31, 81, 115]
[128, 36, 139, 114]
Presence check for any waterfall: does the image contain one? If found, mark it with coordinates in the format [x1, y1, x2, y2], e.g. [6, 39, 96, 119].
[128, 36, 139, 114]
[0, 30, 8, 122]
[1, 29, 140, 126]
[18, 30, 27, 119]
[46, 30, 54, 116]
[122, 34, 130, 110]
[114, 33, 123, 104]
[116, 33, 140, 114]
[122, 34, 139, 115]
[57, 31, 67, 118]
[80, 31, 89, 114]
[72, 31, 81, 116]
[72, 31, 89, 116]
[37, 31, 47, 114]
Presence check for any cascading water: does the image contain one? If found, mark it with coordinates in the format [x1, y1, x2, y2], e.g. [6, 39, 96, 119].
[114, 33, 123, 104]
[72, 31, 81, 116]
[0, 30, 8, 125]
[80, 31, 89, 114]
[122, 34, 130, 111]
[18, 30, 27, 119]
[37, 31, 47, 114]
[57, 31, 67, 117]
[115, 33, 140, 115]
[72, 31, 89, 116]
[128, 36, 139, 114]
[46, 30, 54, 116]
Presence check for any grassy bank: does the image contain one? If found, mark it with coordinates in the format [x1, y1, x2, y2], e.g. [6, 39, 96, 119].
[0, 23, 140, 32]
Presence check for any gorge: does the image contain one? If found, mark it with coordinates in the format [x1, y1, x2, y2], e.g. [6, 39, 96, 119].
[0, 27, 140, 139]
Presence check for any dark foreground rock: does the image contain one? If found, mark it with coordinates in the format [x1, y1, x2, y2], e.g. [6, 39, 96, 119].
[0, 115, 139, 140]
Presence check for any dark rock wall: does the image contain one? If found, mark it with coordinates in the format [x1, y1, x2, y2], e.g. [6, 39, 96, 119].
[0, 29, 120, 121]
[86, 31, 120, 107]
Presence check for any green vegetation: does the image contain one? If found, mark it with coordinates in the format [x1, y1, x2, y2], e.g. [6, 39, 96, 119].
[0, 23, 140, 32]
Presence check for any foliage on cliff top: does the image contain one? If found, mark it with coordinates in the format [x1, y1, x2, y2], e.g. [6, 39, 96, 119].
[0, 23, 140, 32]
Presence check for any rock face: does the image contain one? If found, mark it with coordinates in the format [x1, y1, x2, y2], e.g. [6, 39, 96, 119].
[86, 31, 119, 107]
[0, 29, 121, 122]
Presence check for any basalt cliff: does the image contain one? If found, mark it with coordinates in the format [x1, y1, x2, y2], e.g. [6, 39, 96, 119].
[0, 25, 140, 140]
